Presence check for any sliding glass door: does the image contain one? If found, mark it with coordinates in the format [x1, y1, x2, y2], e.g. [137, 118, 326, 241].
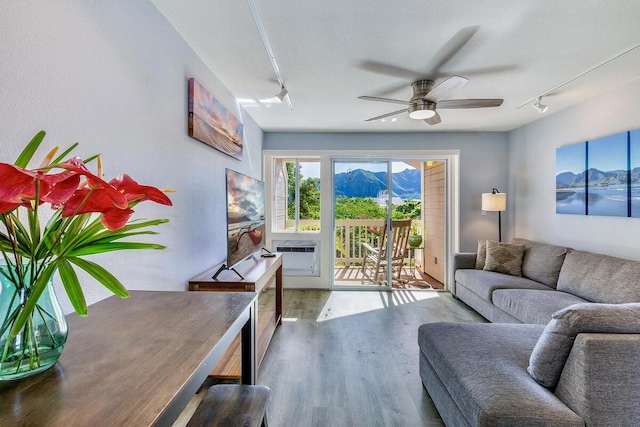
[333, 160, 411, 290]
[331, 158, 446, 291]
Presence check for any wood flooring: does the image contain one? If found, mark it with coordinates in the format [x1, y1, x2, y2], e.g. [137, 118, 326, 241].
[257, 289, 485, 427]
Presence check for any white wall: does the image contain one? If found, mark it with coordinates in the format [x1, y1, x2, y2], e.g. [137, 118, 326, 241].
[508, 78, 640, 259]
[0, 1, 263, 313]
[264, 132, 509, 260]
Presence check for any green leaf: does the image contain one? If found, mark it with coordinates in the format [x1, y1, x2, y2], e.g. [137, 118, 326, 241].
[67, 242, 166, 257]
[68, 257, 129, 298]
[10, 263, 58, 337]
[60, 218, 169, 255]
[50, 142, 79, 164]
[56, 258, 87, 316]
[14, 130, 46, 168]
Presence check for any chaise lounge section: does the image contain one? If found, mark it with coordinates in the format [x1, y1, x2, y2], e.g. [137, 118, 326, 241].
[418, 239, 640, 426]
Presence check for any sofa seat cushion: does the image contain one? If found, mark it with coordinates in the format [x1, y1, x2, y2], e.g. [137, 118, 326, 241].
[558, 250, 640, 303]
[528, 302, 640, 388]
[455, 269, 552, 301]
[418, 323, 584, 426]
[512, 238, 569, 288]
[492, 289, 588, 325]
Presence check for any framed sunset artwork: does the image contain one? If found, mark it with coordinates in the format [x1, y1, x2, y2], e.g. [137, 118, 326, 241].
[188, 78, 243, 160]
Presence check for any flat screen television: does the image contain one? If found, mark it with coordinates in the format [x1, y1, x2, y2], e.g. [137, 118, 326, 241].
[225, 168, 265, 268]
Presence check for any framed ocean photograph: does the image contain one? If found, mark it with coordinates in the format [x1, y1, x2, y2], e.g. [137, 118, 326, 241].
[587, 132, 628, 217]
[188, 78, 244, 160]
[631, 129, 640, 217]
[556, 142, 587, 215]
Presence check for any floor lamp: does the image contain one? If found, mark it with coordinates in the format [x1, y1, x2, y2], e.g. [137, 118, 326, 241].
[482, 189, 507, 242]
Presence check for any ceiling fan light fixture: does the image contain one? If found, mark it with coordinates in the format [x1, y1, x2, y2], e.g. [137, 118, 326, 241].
[533, 97, 548, 114]
[408, 103, 436, 120]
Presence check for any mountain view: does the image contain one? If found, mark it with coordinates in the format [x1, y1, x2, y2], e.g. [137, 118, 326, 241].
[334, 168, 421, 200]
[556, 167, 640, 188]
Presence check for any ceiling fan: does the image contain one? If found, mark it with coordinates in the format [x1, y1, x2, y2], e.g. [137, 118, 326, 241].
[358, 75, 503, 125]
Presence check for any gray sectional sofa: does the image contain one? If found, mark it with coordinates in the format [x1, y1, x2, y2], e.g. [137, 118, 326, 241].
[418, 238, 640, 426]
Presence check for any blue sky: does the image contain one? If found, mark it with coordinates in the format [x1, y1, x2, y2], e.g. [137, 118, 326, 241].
[556, 142, 586, 174]
[588, 132, 627, 171]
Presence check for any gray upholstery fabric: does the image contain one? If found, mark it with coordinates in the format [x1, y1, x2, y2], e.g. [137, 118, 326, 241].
[475, 239, 487, 269]
[455, 269, 552, 301]
[456, 283, 497, 321]
[420, 352, 473, 427]
[483, 241, 525, 276]
[528, 303, 640, 388]
[512, 238, 569, 288]
[418, 323, 584, 426]
[492, 289, 587, 325]
[557, 250, 640, 303]
[450, 252, 477, 295]
[492, 306, 524, 323]
[555, 333, 640, 426]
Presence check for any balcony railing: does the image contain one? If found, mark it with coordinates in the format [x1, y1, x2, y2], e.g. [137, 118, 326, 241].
[285, 219, 417, 267]
[335, 219, 387, 266]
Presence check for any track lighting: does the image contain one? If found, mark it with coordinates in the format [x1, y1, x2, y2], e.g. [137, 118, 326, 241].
[275, 86, 288, 102]
[532, 97, 548, 114]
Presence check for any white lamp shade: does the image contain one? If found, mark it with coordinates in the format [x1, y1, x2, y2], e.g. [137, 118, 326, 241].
[482, 192, 506, 211]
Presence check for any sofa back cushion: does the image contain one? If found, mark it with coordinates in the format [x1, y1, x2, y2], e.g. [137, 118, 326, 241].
[511, 238, 569, 288]
[528, 303, 640, 388]
[483, 241, 525, 276]
[557, 250, 640, 303]
[475, 239, 487, 269]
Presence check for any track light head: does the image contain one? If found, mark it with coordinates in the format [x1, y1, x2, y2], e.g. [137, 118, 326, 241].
[275, 86, 288, 102]
[533, 97, 548, 113]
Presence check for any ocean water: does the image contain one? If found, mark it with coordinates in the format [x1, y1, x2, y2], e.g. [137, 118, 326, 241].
[557, 184, 640, 217]
[556, 189, 586, 215]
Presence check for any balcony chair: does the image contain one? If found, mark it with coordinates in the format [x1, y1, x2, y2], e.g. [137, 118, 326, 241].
[361, 219, 411, 285]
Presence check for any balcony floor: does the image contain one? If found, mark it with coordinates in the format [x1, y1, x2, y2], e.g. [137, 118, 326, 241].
[333, 265, 444, 290]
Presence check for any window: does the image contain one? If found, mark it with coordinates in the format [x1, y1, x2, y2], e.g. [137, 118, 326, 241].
[273, 158, 320, 231]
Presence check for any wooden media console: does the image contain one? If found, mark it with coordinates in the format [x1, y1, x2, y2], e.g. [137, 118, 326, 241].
[189, 252, 283, 379]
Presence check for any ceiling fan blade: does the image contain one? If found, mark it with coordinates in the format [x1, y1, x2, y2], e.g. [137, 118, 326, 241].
[427, 26, 479, 75]
[365, 108, 408, 122]
[358, 96, 413, 106]
[424, 75, 469, 102]
[424, 111, 441, 126]
[437, 99, 504, 109]
[357, 60, 419, 79]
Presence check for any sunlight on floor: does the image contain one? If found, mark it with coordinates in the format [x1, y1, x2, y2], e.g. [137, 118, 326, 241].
[316, 290, 442, 322]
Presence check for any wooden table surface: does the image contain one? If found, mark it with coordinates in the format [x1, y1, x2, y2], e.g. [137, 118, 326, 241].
[0, 290, 256, 427]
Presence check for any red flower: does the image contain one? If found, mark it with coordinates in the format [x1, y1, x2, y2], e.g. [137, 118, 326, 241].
[0, 163, 37, 213]
[101, 207, 135, 230]
[109, 174, 172, 206]
[39, 170, 81, 204]
[55, 161, 171, 230]
[1, 156, 171, 230]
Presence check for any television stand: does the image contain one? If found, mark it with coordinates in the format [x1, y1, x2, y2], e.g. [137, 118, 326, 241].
[189, 251, 283, 380]
[211, 263, 244, 280]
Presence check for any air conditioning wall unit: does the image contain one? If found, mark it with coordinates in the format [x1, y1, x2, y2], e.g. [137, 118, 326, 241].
[272, 240, 320, 276]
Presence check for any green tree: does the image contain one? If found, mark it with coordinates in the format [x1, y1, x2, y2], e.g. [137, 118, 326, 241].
[334, 196, 386, 219]
[334, 196, 420, 220]
[392, 199, 421, 219]
[286, 162, 296, 220]
[300, 177, 320, 219]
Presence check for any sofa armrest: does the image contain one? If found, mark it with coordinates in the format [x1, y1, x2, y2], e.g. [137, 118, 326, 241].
[555, 333, 640, 426]
[449, 252, 477, 295]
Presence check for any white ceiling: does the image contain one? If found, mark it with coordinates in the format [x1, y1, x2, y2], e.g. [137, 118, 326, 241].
[151, 0, 640, 133]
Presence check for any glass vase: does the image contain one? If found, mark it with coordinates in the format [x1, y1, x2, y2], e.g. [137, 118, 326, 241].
[0, 264, 68, 381]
